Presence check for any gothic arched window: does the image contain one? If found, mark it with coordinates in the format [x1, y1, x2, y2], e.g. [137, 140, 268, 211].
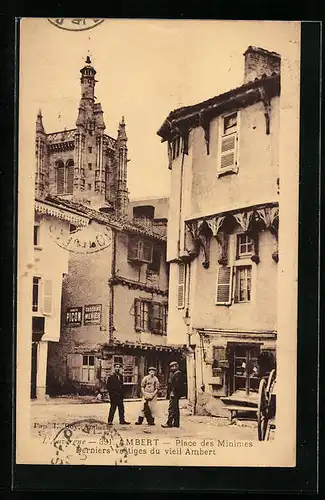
[56, 160, 65, 194]
[66, 159, 74, 194]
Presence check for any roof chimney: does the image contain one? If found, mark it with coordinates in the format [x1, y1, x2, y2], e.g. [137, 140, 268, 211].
[243, 46, 281, 84]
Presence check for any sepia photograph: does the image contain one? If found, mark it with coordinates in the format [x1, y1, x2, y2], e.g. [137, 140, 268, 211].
[16, 18, 302, 469]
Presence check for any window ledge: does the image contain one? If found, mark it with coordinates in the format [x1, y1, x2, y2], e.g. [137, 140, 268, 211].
[217, 167, 239, 178]
[234, 258, 253, 266]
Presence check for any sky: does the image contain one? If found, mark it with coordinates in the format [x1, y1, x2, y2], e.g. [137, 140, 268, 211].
[20, 19, 300, 199]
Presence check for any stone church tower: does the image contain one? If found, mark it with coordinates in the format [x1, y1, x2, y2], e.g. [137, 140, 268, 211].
[35, 56, 129, 215]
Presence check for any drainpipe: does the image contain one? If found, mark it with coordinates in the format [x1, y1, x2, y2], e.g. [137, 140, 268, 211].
[108, 230, 117, 344]
[177, 145, 186, 254]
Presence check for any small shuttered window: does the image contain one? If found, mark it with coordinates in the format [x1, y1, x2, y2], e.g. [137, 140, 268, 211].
[177, 263, 186, 309]
[127, 236, 153, 263]
[142, 240, 153, 263]
[216, 265, 233, 305]
[42, 279, 53, 315]
[218, 112, 239, 175]
[67, 354, 83, 381]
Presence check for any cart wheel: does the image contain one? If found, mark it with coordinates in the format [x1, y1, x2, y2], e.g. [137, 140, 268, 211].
[266, 369, 276, 399]
[266, 369, 276, 419]
[257, 378, 268, 441]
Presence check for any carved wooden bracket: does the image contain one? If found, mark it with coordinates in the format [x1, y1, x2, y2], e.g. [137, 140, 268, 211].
[186, 220, 211, 268]
[167, 141, 172, 169]
[258, 87, 272, 135]
[199, 112, 211, 155]
[183, 129, 189, 155]
[249, 230, 260, 264]
[233, 211, 254, 232]
[216, 230, 229, 266]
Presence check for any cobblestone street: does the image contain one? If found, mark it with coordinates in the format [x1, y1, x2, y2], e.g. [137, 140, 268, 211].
[31, 397, 259, 442]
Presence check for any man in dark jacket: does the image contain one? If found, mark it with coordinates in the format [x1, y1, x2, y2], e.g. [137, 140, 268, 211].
[161, 361, 184, 428]
[106, 363, 130, 425]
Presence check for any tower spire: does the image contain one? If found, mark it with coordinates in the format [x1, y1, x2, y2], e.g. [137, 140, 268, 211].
[115, 116, 129, 216]
[36, 109, 45, 134]
[117, 116, 128, 143]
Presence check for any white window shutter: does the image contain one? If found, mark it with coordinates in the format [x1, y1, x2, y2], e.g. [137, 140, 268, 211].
[67, 353, 82, 381]
[42, 279, 53, 315]
[142, 240, 153, 263]
[220, 132, 237, 170]
[216, 265, 233, 305]
[128, 236, 139, 260]
[177, 263, 186, 309]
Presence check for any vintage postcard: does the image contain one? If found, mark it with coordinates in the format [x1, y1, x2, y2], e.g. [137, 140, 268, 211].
[17, 18, 301, 468]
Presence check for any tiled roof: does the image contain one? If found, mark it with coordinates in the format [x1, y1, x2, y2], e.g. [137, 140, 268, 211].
[41, 195, 167, 241]
[157, 73, 280, 140]
[107, 339, 187, 353]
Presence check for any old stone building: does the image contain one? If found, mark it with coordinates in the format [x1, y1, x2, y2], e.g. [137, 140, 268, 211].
[157, 46, 280, 416]
[33, 57, 185, 399]
[35, 56, 128, 215]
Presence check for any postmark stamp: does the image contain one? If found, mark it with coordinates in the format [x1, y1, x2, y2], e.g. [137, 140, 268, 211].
[51, 419, 128, 465]
[48, 19, 105, 32]
[49, 223, 112, 254]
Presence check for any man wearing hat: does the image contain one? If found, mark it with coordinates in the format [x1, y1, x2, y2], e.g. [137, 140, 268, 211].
[162, 361, 184, 428]
[106, 362, 130, 425]
[135, 366, 160, 426]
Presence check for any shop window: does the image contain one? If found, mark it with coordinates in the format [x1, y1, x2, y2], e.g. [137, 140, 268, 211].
[134, 299, 167, 334]
[212, 346, 227, 376]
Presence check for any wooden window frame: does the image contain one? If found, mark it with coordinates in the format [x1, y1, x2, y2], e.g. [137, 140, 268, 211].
[127, 236, 153, 264]
[217, 111, 239, 177]
[234, 265, 252, 303]
[32, 276, 41, 312]
[236, 233, 254, 259]
[81, 354, 95, 383]
[134, 299, 167, 335]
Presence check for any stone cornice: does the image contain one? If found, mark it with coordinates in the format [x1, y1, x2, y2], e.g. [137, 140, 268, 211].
[35, 199, 89, 226]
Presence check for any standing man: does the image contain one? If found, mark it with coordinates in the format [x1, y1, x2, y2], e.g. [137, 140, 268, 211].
[162, 361, 184, 428]
[135, 366, 160, 426]
[106, 362, 130, 425]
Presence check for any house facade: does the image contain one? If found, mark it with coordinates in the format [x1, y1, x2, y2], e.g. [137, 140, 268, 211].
[157, 46, 280, 414]
[31, 199, 79, 399]
[33, 57, 185, 399]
